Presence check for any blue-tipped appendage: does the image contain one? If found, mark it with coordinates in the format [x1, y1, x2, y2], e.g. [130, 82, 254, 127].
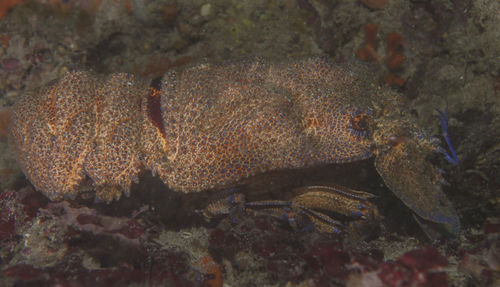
[436, 102, 459, 166]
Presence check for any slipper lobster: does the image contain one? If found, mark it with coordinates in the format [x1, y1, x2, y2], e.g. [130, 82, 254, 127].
[9, 57, 459, 236]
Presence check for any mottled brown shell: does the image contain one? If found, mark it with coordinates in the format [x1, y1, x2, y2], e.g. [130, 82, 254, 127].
[10, 58, 374, 201]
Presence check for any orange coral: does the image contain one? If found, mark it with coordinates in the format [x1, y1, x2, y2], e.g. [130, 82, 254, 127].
[198, 255, 223, 287]
[384, 74, 405, 87]
[356, 23, 406, 87]
[0, 0, 22, 19]
[383, 33, 406, 87]
[386, 53, 404, 70]
[356, 23, 381, 63]
[385, 33, 405, 53]
[385, 33, 406, 70]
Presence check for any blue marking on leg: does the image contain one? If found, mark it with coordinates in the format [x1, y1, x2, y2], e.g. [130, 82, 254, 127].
[436, 102, 458, 165]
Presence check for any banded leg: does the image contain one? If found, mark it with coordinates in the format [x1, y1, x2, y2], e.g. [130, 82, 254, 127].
[202, 184, 378, 234]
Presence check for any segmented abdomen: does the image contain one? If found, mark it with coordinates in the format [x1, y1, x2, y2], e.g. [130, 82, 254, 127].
[10, 58, 373, 201]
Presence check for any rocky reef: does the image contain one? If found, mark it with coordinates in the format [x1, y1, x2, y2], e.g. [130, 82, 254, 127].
[0, 0, 499, 286]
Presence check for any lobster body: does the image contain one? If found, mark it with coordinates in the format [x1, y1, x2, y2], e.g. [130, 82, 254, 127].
[10, 58, 459, 235]
[10, 58, 373, 201]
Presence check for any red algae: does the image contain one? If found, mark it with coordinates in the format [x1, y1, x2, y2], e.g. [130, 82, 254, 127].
[399, 246, 448, 270]
[1, 58, 22, 71]
[377, 247, 449, 287]
[2, 264, 44, 280]
[0, 208, 16, 242]
[303, 241, 350, 278]
[109, 219, 145, 239]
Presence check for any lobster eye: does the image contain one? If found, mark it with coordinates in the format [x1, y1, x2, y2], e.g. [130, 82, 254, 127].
[352, 114, 369, 131]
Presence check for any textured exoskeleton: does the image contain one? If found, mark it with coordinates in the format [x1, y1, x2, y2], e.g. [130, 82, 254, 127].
[9, 58, 459, 235]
